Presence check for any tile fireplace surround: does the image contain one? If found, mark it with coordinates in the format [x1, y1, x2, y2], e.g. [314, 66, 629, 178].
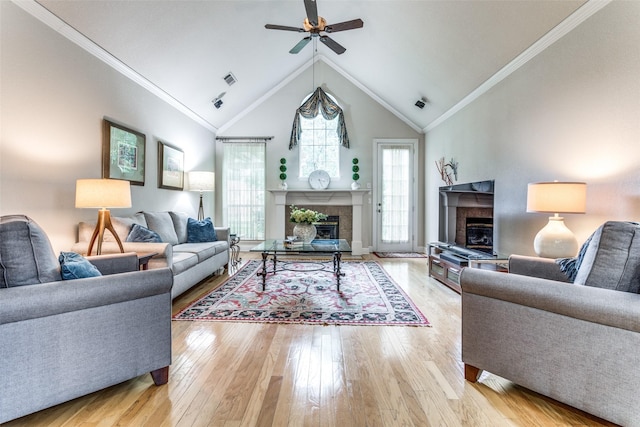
[269, 189, 370, 255]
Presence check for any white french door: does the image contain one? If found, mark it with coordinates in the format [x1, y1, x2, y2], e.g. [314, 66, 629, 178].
[374, 139, 417, 252]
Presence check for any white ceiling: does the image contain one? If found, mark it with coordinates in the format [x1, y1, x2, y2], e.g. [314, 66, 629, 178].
[34, 0, 589, 133]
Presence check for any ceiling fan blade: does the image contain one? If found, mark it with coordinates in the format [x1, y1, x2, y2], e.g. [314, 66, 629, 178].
[304, 0, 319, 27]
[325, 18, 364, 33]
[290, 36, 312, 54]
[265, 24, 305, 32]
[319, 35, 346, 55]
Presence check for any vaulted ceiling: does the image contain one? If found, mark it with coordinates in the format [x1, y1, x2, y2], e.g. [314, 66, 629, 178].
[33, 0, 590, 133]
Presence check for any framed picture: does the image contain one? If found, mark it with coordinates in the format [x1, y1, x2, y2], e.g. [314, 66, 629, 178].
[102, 119, 146, 185]
[158, 141, 184, 190]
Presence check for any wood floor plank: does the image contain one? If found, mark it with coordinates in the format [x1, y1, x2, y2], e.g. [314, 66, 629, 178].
[3, 254, 617, 427]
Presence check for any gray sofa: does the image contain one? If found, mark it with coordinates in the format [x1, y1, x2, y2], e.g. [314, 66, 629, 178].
[0, 215, 174, 424]
[72, 211, 230, 299]
[460, 221, 640, 426]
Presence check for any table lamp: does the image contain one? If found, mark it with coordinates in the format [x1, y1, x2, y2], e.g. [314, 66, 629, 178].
[188, 171, 215, 220]
[526, 181, 587, 258]
[75, 179, 132, 255]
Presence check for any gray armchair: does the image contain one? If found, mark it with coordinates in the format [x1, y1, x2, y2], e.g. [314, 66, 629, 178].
[460, 222, 640, 427]
[0, 215, 174, 423]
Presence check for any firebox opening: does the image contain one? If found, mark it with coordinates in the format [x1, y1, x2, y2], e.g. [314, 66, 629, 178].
[314, 216, 339, 239]
[466, 217, 493, 254]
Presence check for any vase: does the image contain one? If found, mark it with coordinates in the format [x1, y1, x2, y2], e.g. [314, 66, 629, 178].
[351, 181, 361, 190]
[293, 223, 317, 243]
[280, 180, 288, 190]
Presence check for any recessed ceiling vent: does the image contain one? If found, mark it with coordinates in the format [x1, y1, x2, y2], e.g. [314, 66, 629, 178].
[415, 97, 427, 109]
[223, 72, 237, 86]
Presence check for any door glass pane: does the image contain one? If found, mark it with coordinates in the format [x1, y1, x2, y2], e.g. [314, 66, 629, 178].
[381, 146, 410, 243]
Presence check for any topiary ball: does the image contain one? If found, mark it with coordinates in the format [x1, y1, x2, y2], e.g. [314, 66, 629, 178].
[352, 173, 360, 181]
[352, 158, 359, 164]
[352, 165, 359, 173]
[280, 173, 287, 180]
[280, 158, 286, 164]
[280, 165, 287, 172]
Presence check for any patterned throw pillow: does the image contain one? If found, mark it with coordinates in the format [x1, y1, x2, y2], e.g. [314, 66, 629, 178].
[59, 251, 102, 280]
[187, 217, 218, 243]
[126, 223, 162, 243]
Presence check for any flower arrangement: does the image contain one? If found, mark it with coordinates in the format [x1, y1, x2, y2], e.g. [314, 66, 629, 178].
[289, 205, 327, 224]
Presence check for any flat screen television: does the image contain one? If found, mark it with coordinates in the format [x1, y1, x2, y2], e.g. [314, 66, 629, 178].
[438, 180, 495, 254]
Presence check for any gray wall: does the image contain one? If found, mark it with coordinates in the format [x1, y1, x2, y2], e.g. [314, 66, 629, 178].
[1, 2, 216, 253]
[425, 0, 640, 256]
[220, 60, 423, 249]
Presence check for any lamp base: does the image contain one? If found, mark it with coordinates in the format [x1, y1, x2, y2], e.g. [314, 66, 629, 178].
[197, 193, 205, 221]
[87, 209, 125, 255]
[533, 216, 578, 258]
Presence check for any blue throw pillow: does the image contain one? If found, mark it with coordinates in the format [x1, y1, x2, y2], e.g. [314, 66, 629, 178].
[187, 217, 218, 243]
[59, 252, 102, 280]
[126, 223, 162, 243]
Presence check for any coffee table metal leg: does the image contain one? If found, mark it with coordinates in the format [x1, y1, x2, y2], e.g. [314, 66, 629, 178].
[259, 251, 268, 291]
[334, 251, 343, 292]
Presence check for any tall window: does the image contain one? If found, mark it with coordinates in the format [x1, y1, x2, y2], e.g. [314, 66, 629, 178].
[222, 142, 265, 240]
[299, 111, 340, 177]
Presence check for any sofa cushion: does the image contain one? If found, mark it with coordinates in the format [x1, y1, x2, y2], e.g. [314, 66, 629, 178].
[126, 223, 162, 243]
[187, 217, 218, 243]
[174, 241, 228, 263]
[59, 252, 102, 280]
[0, 215, 62, 287]
[573, 221, 640, 293]
[78, 212, 146, 243]
[169, 211, 189, 244]
[143, 212, 179, 245]
[170, 252, 199, 276]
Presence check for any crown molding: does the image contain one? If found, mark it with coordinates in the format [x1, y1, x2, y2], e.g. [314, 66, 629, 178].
[424, 0, 612, 133]
[13, 0, 218, 133]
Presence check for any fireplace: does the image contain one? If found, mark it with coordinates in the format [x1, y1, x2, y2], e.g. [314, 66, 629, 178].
[314, 216, 339, 239]
[465, 217, 493, 253]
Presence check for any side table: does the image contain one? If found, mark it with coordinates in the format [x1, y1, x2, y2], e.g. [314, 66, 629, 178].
[229, 234, 241, 267]
[137, 252, 158, 271]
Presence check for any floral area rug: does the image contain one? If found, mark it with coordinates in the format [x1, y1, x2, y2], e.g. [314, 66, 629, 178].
[173, 260, 430, 326]
[374, 252, 428, 258]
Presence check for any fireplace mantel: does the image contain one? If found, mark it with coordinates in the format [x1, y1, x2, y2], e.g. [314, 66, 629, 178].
[269, 189, 371, 255]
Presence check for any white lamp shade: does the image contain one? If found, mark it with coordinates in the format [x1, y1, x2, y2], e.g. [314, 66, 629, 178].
[75, 179, 132, 209]
[527, 182, 586, 214]
[188, 171, 215, 192]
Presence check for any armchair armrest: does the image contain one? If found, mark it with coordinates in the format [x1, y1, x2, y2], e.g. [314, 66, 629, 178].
[0, 267, 173, 325]
[508, 254, 570, 282]
[460, 268, 640, 333]
[86, 252, 138, 274]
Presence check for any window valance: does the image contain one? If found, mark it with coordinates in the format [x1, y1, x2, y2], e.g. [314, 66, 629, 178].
[289, 87, 350, 150]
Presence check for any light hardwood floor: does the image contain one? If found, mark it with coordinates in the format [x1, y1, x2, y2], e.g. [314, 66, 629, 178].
[5, 254, 615, 427]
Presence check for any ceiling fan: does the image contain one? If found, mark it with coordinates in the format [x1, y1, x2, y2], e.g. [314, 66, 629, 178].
[265, 0, 364, 55]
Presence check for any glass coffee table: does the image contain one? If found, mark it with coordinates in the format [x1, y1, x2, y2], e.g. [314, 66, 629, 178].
[250, 239, 352, 291]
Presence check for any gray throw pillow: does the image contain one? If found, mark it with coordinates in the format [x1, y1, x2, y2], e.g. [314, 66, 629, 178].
[59, 251, 102, 280]
[126, 223, 162, 243]
[573, 221, 640, 293]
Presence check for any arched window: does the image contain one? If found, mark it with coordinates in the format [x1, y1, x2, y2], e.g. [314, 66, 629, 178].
[289, 87, 350, 178]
